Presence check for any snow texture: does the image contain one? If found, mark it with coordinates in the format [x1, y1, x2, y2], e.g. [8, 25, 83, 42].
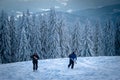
[0, 56, 120, 80]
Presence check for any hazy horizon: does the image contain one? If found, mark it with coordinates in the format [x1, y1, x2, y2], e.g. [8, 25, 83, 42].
[0, 0, 120, 12]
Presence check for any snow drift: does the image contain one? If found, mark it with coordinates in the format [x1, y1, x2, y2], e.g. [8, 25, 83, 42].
[0, 56, 120, 80]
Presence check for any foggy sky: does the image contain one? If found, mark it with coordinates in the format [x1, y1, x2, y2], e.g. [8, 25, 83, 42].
[0, 0, 120, 12]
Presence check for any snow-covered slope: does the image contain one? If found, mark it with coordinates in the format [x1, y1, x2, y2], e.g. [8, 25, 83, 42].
[0, 56, 120, 80]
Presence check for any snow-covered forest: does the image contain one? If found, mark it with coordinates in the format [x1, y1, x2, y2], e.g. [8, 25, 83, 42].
[0, 8, 120, 63]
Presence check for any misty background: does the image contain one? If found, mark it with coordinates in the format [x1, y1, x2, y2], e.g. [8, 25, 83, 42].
[0, 0, 120, 63]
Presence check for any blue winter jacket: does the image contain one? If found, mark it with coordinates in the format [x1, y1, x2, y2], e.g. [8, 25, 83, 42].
[69, 52, 77, 60]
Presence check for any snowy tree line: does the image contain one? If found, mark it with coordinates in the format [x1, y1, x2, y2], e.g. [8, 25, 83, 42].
[0, 9, 120, 63]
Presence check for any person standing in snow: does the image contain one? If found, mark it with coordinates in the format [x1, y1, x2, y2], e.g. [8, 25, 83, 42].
[68, 50, 77, 69]
[30, 53, 39, 71]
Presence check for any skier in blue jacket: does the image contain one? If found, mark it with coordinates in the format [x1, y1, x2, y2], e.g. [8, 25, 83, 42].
[68, 51, 77, 69]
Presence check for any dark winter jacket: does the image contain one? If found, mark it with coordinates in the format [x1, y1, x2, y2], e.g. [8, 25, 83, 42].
[30, 54, 39, 63]
[69, 52, 77, 61]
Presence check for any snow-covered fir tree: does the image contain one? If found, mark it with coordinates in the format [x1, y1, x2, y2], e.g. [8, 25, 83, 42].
[47, 8, 61, 58]
[0, 10, 11, 63]
[93, 22, 101, 56]
[31, 14, 41, 59]
[81, 20, 93, 56]
[25, 10, 33, 54]
[71, 20, 82, 56]
[115, 19, 120, 55]
[18, 26, 31, 61]
[17, 11, 31, 61]
[39, 15, 49, 59]
[57, 17, 70, 57]
[9, 15, 17, 62]
[103, 20, 115, 56]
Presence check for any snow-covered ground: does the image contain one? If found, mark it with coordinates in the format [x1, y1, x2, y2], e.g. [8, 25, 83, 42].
[0, 56, 120, 80]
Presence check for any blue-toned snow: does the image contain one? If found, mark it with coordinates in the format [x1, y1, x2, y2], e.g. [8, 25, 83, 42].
[0, 56, 120, 80]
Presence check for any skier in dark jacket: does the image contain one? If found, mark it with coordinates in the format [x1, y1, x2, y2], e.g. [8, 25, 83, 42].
[68, 51, 77, 69]
[30, 53, 39, 71]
